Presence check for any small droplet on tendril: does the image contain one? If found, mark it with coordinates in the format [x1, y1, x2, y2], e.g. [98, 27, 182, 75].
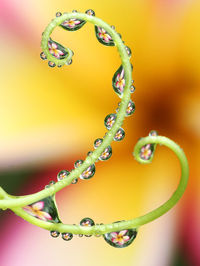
[45, 180, 55, 188]
[40, 52, 47, 60]
[140, 144, 153, 160]
[80, 217, 95, 237]
[99, 146, 112, 161]
[95, 26, 115, 46]
[149, 130, 158, 137]
[94, 138, 103, 149]
[71, 178, 78, 184]
[48, 61, 56, 68]
[72, 10, 78, 13]
[87, 151, 93, 157]
[66, 59, 73, 65]
[114, 128, 125, 141]
[78, 234, 83, 237]
[80, 164, 95, 180]
[130, 85, 135, 93]
[111, 25, 115, 29]
[62, 232, 73, 241]
[103, 228, 137, 248]
[57, 170, 70, 181]
[126, 100, 135, 116]
[50, 230, 60, 238]
[85, 9, 95, 16]
[104, 114, 116, 130]
[125, 46, 132, 57]
[74, 159, 83, 168]
[56, 12, 62, 17]
[48, 38, 69, 60]
[112, 65, 125, 97]
[60, 18, 86, 31]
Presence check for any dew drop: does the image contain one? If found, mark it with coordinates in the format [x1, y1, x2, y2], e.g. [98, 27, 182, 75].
[72, 10, 78, 13]
[114, 128, 125, 141]
[103, 228, 137, 248]
[99, 146, 112, 161]
[80, 217, 95, 237]
[78, 234, 83, 237]
[112, 65, 125, 97]
[140, 144, 153, 160]
[45, 180, 55, 188]
[126, 100, 135, 116]
[62, 232, 73, 241]
[74, 159, 83, 168]
[85, 9, 95, 16]
[149, 130, 158, 137]
[94, 138, 103, 149]
[125, 46, 132, 57]
[71, 178, 78, 184]
[48, 38, 69, 60]
[87, 151, 93, 157]
[104, 114, 116, 130]
[40, 52, 47, 60]
[95, 26, 115, 46]
[48, 61, 56, 68]
[56, 12, 62, 17]
[60, 18, 86, 31]
[50, 230, 60, 238]
[111, 25, 115, 30]
[80, 164, 95, 180]
[57, 170, 70, 181]
[130, 85, 135, 93]
[66, 59, 73, 65]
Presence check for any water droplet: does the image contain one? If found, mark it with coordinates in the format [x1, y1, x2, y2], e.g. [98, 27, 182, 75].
[56, 12, 62, 17]
[48, 61, 56, 68]
[40, 52, 47, 60]
[125, 46, 132, 57]
[111, 25, 115, 29]
[104, 228, 137, 248]
[126, 100, 135, 116]
[85, 9, 95, 16]
[104, 114, 116, 130]
[66, 59, 73, 65]
[94, 138, 103, 149]
[62, 232, 73, 241]
[57, 65, 62, 68]
[45, 180, 55, 188]
[72, 10, 78, 13]
[87, 151, 93, 157]
[118, 33, 122, 39]
[57, 170, 70, 181]
[95, 26, 115, 46]
[140, 144, 153, 160]
[149, 130, 158, 137]
[114, 128, 125, 141]
[99, 146, 112, 161]
[48, 38, 69, 60]
[71, 178, 78, 184]
[60, 18, 86, 31]
[80, 217, 95, 237]
[74, 159, 83, 168]
[116, 107, 120, 113]
[130, 85, 135, 93]
[80, 164, 95, 180]
[112, 65, 125, 97]
[50, 230, 60, 238]
[78, 234, 83, 237]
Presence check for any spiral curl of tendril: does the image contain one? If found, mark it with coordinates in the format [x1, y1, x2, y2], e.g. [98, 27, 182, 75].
[0, 10, 189, 247]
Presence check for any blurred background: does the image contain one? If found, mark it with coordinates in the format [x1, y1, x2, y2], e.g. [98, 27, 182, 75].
[0, 0, 199, 265]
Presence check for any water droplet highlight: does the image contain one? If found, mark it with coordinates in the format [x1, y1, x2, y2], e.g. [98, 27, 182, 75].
[104, 114, 116, 130]
[80, 217, 95, 237]
[56, 12, 62, 17]
[50, 230, 60, 238]
[48, 61, 56, 68]
[74, 159, 83, 168]
[60, 18, 86, 31]
[114, 128, 125, 141]
[80, 164, 95, 180]
[85, 9, 95, 16]
[48, 38, 69, 61]
[130, 85, 135, 93]
[71, 178, 78, 184]
[95, 26, 115, 46]
[140, 144, 153, 160]
[104, 228, 137, 248]
[112, 65, 125, 97]
[125, 46, 132, 57]
[62, 232, 73, 241]
[94, 138, 103, 149]
[57, 170, 70, 181]
[126, 100, 135, 116]
[149, 130, 158, 137]
[99, 146, 112, 161]
[40, 52, 47, 60]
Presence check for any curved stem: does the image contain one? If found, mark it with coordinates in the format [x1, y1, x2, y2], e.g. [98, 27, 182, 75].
[0, 12, 132, 209]
[8, 136, 189, 236]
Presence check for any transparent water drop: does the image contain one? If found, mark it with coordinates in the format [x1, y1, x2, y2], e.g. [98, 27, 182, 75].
[62, 232, 73, 241]
[95, 26, 115, 46]
[87, 151, 93, 157]
[45, 180, 55, 188]
[48, 38, 69, 60]
[114, 128, 125, 141]
[99, 146, 112, 161]
[130, 85, 135, 93]
[57, 170, 70, 181]
[112, 65, 125, 97]
[78, 234, 83, 237]
[40, 52, 47, 60]
[104, 114, 116, 130]
[104, 228, 137, 248]
[66, 59, 73, 65]
[56, 12, 62, 17]
[74, 159, 83, 168]
[50, 230, 60, 238]
[94, 138, 103, 149]
[57, 65, 62, 68]
[48, 61, 56, 68]
[60, 18, 86, 31]
[80, 217, 95, 237]
[140, 144, 153, 160]
[125, 46, 132, 57]
[71, 178, 78, 184]
[126, 100, 135, 116]
[80, 164, 95, 180]
[149, 130, 158, 137]
[85, 9, 95, 16]
[111, 25, 115, 30]
[72, 10, 78, 13]
[116, 107, 120, 113]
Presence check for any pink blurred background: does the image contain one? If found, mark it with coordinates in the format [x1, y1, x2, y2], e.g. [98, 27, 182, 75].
[0, 0, 199, 265]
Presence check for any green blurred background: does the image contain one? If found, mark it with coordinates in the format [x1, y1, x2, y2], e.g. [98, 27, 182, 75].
[0, 0, 199, 265]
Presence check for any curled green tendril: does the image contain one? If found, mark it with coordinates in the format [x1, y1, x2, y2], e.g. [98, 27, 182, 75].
[0, 11, 189, 239]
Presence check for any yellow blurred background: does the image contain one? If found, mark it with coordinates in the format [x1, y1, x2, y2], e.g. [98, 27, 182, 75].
[0, 0, 199, 265]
